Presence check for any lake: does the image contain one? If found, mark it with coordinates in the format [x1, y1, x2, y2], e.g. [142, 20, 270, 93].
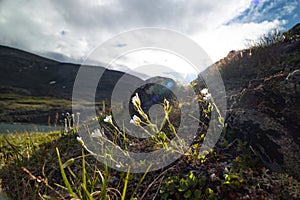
[0, 123, 61, 134]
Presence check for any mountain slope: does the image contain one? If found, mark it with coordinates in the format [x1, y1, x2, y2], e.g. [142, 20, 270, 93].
[216, 23, 300, 180]
[0, 45, 139, 99]
[0, 45, 142, 124]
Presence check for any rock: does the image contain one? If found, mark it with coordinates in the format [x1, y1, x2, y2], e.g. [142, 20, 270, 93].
[226, 69, 300, 180]
[218, 26, 300, 180]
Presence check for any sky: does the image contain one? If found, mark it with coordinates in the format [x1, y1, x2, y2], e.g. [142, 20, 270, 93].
[0, 0, 299, 74]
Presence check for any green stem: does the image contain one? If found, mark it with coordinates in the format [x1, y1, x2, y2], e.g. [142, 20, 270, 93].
[121, 166, 130, 200]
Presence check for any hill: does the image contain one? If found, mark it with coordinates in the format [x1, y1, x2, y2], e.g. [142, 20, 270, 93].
[0, 46, 142, 124]
[212, 23, 300, 180]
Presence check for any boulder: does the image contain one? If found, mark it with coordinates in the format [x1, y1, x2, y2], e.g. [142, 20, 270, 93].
[226, 69, 300, 180]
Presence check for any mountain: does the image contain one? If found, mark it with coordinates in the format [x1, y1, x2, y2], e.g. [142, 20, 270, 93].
[0, 45, 138, 99]
[0, 46, 181, 125]
[0, 45, 143, 124]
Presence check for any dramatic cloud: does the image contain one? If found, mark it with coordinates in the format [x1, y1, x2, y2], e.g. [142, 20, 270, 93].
[194, 19, 285, 61]
[0, 0, 298, 65]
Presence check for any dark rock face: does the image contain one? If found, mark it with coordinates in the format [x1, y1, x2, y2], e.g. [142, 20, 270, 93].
[192, 25, 300, 180]
[225, 56, 300, 180]
[215, 25, 300, 180]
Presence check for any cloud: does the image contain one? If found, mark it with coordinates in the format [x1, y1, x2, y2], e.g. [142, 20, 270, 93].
[193, 19, 286, 61]
[0, 0, 296, 66]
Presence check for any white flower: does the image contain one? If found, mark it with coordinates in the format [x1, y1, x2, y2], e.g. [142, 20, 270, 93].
[91, 128, 103, 137]
[116, 164, 121, 168]
[103, 115, 112, 124]
[131, 93, 141, 108]
[201, 88, 212, 101]
[130, 115, 141, 126]
[210, 173, 218, 181]
[164, 99, 171, 112]
[203, 93, 212, 101]
[76, 136, 84, 145]
[200, 88, 209, 95]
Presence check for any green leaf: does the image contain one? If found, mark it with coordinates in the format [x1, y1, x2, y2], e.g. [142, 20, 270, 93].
[205, 188, 214, 196]
[188, 172, 195, 180]
[200, 134, 205, 139]
[199, 176, 207, 187]
[178, 179, 189, 192]
[193, 189, 201, 197]
[161, 193, 169, 200]
[167, 183, 175, 191]
[62, 158, 74, 168]
[56, 148, 76, 198]
[218, 117, 224, 126]
[184, 190, 192, 199]
[187, 172, 197, 187]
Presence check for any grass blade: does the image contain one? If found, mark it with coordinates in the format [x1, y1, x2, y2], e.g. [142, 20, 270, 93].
[122, 166, 130, 200]
[130, 164, 152, 200]
[56, 147, 76, 198]
[82, 148, 87, 191]
[81, 147, 94, 200]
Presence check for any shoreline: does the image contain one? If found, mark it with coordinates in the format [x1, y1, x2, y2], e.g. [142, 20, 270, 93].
[0, 123, 61, 134]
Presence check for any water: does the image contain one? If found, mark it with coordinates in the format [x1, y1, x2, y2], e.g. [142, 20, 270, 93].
[0, 123, 61, 134]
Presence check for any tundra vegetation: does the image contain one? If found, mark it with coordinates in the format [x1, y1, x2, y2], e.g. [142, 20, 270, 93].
[1, 26, 300, 199]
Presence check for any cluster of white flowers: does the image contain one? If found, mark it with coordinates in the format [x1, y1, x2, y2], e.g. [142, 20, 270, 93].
[200, 88, 212, 101]
[130, 115, 142, 126]
[91, 128, 104, 138]
[103, 115, 113, 124]
[163, 99, 171, 112]
[131, 93, 141, 108]
[130, 93, 147, 125]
